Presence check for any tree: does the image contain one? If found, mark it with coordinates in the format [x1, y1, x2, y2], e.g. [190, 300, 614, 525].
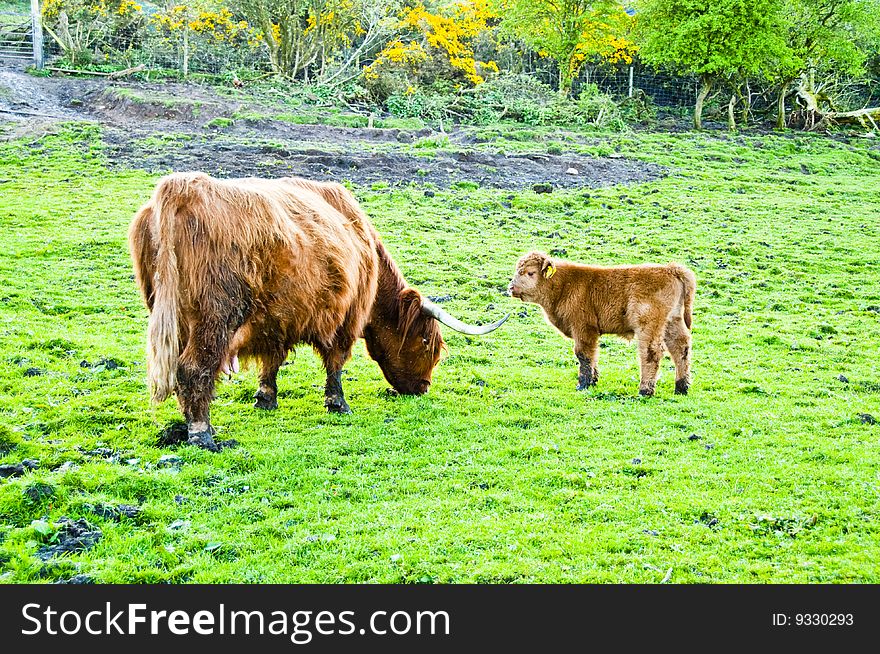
[496, 0, 636, 96]
[233, 0, 373, 79]
[635, 0, 790, 128]
[773, 0, 880, 128]
[363, 1, 499, 97]
[41, 0, 143, 66]
[152, 3, 249, 77]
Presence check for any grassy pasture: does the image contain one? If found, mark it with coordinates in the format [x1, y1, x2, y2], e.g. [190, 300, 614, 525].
[0, 122, 878, 583]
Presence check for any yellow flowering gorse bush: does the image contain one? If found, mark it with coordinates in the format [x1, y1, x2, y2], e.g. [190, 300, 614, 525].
[366, 0, 499, 87]
[153, 5, 249, 42]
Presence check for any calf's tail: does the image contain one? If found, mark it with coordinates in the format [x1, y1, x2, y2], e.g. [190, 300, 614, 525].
[671, 264, 696, 329]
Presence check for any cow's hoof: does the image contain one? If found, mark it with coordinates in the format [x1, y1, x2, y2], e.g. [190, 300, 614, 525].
[325, 395, 352, 414]
[253, 390, 278, 410]
[638, 388, 655, 397]
[187, 431, 220, 452]
[674, 379, 690, 395]
[576, 381, 592, 391]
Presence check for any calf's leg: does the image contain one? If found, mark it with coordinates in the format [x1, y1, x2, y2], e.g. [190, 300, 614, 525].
[573, 330, 600, 391]
[636, 325, 665, 397]
[664, 317, 692, 395]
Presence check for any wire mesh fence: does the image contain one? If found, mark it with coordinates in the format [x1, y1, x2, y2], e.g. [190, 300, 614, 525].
[78, 30, 269, 78]
[584, 65, 699, 108]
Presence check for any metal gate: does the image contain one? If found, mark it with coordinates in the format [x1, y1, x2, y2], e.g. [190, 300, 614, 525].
[0, 1, 42, 68]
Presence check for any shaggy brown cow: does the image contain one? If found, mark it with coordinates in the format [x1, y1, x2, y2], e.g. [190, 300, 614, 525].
[508, 251, 695, 396]
[129, 173, 508, 450]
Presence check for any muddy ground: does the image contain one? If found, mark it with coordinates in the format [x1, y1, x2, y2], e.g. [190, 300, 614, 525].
[1, 63, 665, 189]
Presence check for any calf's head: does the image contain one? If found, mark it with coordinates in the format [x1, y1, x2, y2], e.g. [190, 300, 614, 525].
[508, 251, 555, 303]
[364, 288, 509, 396]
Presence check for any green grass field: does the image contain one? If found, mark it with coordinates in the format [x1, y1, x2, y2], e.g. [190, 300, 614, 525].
[1, 121, 878, 583]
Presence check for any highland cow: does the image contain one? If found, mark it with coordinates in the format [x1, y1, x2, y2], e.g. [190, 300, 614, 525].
[129, 173, 508, 450]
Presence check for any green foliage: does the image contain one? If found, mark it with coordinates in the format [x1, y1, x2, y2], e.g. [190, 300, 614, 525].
[779, 0, 880, 80]
[232, 0, 371, 78]
[0, 424, 20, 455]
[41, 0, 145, 67]
[636, 0, 790, 79]
[636, 0, 792, 127]
[496, 0, 635, 94]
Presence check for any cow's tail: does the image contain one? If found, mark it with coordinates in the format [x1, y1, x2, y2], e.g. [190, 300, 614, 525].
[146, 179, 182, 403]
[671, 264, 696, 330]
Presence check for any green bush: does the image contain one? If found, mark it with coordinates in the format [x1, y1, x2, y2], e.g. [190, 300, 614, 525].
[386, 90, 454, 121]
[382, 73, 632, 130]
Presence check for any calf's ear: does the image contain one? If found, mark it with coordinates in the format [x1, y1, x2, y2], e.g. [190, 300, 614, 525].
[541, 257, 556, 279]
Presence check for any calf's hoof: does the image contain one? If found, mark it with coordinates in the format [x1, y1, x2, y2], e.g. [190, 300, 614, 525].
[638, 387, 655, 397]
[576, 379, 596, 391]
[187, 431, 220, 452]
[674, 379, 690, 395]
[325, 395, 352, 414]
[253, 390, 278, 410]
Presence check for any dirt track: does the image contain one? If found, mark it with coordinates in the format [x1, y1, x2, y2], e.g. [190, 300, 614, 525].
[1, 65, 665, 189]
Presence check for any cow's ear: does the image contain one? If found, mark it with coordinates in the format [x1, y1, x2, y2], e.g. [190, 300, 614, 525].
[542, 258, 556, 279]
[398, 288, 424, 339]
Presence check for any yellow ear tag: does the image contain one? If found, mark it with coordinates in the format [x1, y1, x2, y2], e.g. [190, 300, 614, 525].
[544, 264, 556, 279]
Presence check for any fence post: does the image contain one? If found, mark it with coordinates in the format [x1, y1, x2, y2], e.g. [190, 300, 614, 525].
[30, 0, 44, 69]
[628, 66, 634, 98]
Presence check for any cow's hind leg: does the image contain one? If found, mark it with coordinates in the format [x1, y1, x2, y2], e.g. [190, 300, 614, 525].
[177, 325, 227, 451]
[664, 317, 692, 395]
[636, 323, 665, 397]
[176, 275, 251, 450]
[254, 347, 286, 410]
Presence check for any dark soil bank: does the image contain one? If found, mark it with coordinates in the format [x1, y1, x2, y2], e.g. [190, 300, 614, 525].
[104, 134, 665, 190]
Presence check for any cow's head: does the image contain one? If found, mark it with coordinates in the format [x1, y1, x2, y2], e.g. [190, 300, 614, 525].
[508, 251, 555, 302]
[364, 288, 508, 395]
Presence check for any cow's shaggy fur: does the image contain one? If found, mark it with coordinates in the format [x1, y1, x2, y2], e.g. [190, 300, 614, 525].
[509, 251, 695, 396]
[129, 173, 443, 449]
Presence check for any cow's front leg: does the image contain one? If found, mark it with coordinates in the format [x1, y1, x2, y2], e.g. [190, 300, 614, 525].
[316, 338, 355, 414]
[323, 368, 351, 414]
[574, 331, 600, 391]
[254, 350, 286, 410]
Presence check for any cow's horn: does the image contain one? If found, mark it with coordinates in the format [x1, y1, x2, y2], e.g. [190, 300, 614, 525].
[421, 299, 510, 335]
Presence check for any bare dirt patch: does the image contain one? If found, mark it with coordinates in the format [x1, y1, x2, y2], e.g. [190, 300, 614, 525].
[2, 66, 665, 189]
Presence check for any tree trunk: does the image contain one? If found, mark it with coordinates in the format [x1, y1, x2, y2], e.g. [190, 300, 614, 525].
[776, 82, 789, 129]
[727, 94, 737, 130]
[814, 106, 880, 131]
[740, 82, 751, 126]
[558, 65, 570, 97]
[182, 29, 189, 78]
[694, 76, 712, 129]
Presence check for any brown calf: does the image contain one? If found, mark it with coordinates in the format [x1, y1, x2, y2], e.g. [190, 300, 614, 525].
[508, 251, 695, 396]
